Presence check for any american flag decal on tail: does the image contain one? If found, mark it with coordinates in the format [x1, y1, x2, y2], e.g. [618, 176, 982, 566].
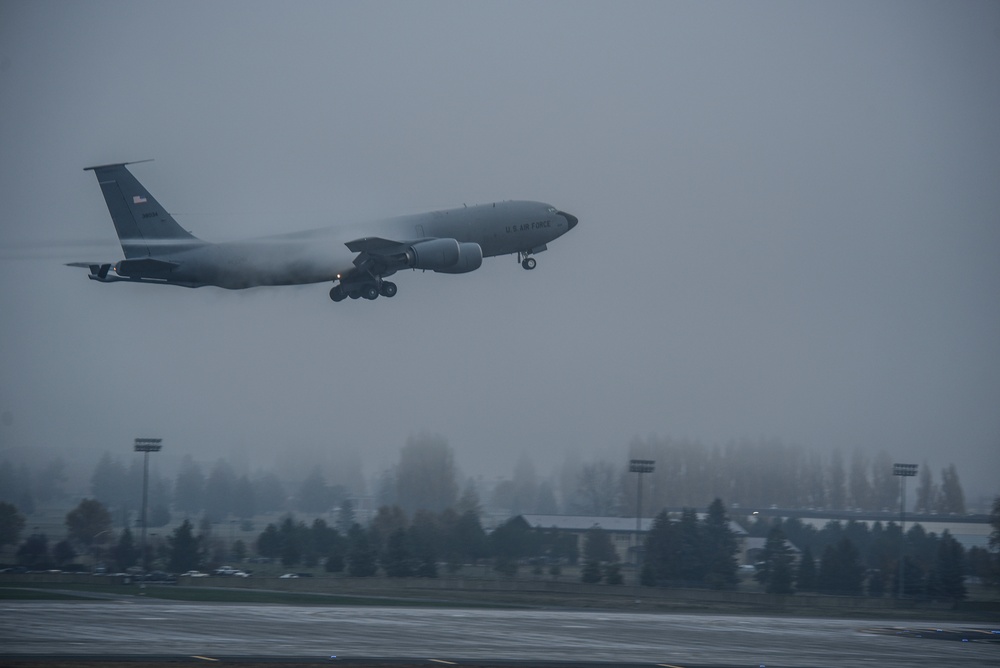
[133, 195, 147, 204]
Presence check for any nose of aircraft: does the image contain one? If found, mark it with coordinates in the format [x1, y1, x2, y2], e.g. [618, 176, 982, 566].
[558, 211, 578, 231]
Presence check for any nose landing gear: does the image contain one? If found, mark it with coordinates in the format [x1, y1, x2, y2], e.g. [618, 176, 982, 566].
[518, 252, 537, 270]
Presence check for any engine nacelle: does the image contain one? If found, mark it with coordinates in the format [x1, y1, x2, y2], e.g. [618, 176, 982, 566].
[435, 242, 483, 274]
[405, 239, 483, 274]
[405, 238, 460, 270]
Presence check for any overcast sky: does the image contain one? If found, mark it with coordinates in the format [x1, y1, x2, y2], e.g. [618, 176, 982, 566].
[1, 1, 998, 503]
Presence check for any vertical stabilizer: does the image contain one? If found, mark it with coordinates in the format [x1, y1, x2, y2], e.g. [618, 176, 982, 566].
[84, 161, 202, 258]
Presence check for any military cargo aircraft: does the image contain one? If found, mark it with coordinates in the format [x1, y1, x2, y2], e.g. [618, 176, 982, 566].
[70, 161, 578, 302]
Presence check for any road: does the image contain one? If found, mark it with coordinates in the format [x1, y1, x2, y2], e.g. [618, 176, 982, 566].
[1, 600, 997, 667]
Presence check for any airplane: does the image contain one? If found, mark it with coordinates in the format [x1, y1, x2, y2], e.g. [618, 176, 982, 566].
[70, 161, 578, 302]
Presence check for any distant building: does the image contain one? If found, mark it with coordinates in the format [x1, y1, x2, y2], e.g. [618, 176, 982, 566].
[518, 514, 750, 564]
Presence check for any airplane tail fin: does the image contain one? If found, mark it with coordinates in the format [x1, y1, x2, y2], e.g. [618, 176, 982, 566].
[84, 161, 203, 258]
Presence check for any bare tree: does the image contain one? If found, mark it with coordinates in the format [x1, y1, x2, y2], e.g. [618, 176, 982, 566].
[937, 464, 966, 515]
[394, 434, 458, 513]
[571, 461, 621, 516]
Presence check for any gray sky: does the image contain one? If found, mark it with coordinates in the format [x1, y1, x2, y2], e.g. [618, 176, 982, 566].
[1, 1, 998, 502]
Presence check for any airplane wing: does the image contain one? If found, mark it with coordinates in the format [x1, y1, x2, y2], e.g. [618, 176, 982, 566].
[345, 237, 409, 254]
[343, 236, 482, 275]
[332, 235, 485, 301]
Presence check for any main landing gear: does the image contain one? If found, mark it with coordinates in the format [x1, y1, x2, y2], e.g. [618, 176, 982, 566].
[329, 279, 397, 303]
[518, 252, 537, 270]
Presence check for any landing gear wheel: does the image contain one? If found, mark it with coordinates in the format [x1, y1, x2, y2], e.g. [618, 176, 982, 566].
[349, 291, 361, 299]
[361, 284, 380, 300]
[380, 281, 398, 298]
[329, 286, 347, 302]
[522, 256, 537, 270]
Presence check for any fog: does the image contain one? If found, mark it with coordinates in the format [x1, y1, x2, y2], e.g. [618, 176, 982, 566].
[1, 2, 998, 504]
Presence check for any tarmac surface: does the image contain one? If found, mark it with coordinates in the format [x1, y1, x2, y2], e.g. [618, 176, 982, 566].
[1, 600, 997, 667]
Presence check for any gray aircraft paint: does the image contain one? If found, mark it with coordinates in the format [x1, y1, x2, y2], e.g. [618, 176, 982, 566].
[75, 163, 577, 295]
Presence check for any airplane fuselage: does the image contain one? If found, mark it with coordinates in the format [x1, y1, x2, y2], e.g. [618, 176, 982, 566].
[76, 162, 577, 302]
[115, 201, 570, 289]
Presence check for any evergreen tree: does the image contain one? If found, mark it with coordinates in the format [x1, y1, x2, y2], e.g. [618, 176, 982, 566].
[452, 509, 489, 564]
[866, 567, 886, 598]
[795, 546, 817, 592]
[310, 518, 337, 559]
[677, 508, 705, 585]
[110, 527, 140, 572]
[65, 499, 113, 551]
[927, 530, 966, 600]
[279, 516, 304, 567]
[256, 523, 281, 559]
[583, 526, 616, 563]
[167, 519, 203, 573]
[604, 562, 624, 585]
[382, 528, 415, 577]
[0, 501, 25, 550]
[369, 505, 409, 556]
[16, 534, 50, 569]
[346, 523, 377, 577]
[702, 498, 739, 589]
[489, 516, 539, 561]
[892, 556, 925, 598]
[408, 509, 439, 577]
[232, 539, 247, 563]
[756, 525, 794, 594]
[52, 539, 77, 567]
[642, 511, 680, 586]
[580, 559, 602, 583]
[818, 537, 865, 595]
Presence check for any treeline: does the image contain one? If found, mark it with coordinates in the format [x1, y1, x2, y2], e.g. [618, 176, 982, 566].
[253, 506, 492, 578]
[748, 514, 990, 599]
[0, 436, 978, 526]
[619, 437, 969, 515]
[640, 499, 741, 589]
[3, 494, 1000, 601]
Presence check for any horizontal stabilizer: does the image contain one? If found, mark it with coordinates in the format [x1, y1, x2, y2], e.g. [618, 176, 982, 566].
[66, 262, 111, 279]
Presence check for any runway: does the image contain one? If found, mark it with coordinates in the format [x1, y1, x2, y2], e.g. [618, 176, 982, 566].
[1, 601, 996, 667]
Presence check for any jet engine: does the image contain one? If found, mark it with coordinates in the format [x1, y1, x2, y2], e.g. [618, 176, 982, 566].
[405, 239, 483, 274]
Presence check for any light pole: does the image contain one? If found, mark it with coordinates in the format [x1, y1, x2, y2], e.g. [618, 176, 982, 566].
[892, 462, 917, 599]
[134, 438, 162, 589]
[629, 459, 655, 583]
